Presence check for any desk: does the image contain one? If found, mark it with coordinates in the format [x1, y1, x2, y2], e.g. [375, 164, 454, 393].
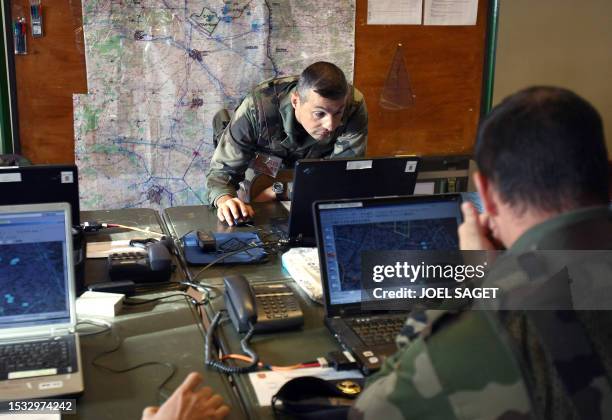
[75, 295, 245, 420]
[163, 203, 342, 419]
[75, 208, 246, 420]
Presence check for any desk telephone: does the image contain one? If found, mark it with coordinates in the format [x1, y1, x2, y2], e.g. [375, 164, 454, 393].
[205, 275, 304, 373]
[224, 275, 304, 334]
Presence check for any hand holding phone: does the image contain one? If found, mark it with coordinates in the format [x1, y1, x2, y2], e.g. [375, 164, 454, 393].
[458, 202, 504, 250]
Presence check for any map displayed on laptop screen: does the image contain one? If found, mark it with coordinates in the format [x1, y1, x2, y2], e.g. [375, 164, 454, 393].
[332, 218, 459, 293]
[0, 210, 71, 329]
[318, 200, 461, 305]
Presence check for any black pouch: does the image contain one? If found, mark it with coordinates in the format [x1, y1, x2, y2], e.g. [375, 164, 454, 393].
[271, 376, 364, 420]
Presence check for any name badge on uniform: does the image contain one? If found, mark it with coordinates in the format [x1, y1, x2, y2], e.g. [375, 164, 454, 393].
[251, 153, 282, 177]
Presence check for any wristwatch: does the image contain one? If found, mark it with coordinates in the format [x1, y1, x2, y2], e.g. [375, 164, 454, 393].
[272, 181, 284, 200]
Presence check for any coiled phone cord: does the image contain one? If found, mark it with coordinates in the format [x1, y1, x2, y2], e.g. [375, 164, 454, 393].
[205, 311, 259, 373]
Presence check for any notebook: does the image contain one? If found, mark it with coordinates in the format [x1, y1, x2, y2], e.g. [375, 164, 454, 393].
[313, 194, 462, 374]
[0, 202, 84, 401]
[0, 164, 81, 225]
[276, 156, 420, 246]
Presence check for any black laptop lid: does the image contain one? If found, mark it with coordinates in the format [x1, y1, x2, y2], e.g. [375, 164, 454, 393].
[0, 165, 80, 225]
[288, 156, 420, 245]
[313, 194, 462, 317]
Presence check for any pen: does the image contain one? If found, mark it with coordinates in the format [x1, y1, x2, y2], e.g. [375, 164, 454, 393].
[14, 18, 27, 54]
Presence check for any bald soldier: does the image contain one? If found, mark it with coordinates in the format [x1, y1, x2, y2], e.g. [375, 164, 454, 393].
[205, 62, 367, 226]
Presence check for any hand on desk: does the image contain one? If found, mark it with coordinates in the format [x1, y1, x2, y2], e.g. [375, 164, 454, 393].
[216, 195, 255, 226]
[142, 372, 230, 420]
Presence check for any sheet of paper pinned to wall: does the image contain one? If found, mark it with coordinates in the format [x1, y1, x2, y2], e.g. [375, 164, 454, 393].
[424, 0, 478, 25]
[367, 0, 423, 25]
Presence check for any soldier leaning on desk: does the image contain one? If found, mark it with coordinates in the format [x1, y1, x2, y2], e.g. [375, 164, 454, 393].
[205, 61, 368, 226]
[350, 87, 612, 419]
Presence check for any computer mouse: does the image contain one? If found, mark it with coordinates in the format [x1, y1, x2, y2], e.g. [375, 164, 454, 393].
[233, 218, 253, 227]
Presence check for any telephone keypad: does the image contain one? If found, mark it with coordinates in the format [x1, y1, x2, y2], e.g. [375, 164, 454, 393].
[251, 284, 304, 331]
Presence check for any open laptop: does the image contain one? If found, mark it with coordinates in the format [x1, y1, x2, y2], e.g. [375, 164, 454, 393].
[277, 156, 420, 246]
[0, 202, 84, 401]
[0, 164, 81, 225]
[313, 194, 462, 374]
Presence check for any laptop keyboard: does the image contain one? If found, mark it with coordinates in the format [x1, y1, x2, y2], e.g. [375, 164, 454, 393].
[0, 335, 76, 380]
[349, 317, 405, 346]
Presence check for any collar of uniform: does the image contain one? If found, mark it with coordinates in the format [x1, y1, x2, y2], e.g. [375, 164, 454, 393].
[279, 88, 302, 148]
[509, 205, 611, 253]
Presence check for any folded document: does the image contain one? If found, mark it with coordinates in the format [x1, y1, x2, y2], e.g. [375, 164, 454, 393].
[281, 247, 322, 303]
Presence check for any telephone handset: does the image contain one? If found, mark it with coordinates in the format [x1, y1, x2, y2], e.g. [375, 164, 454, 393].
[223, 275, 304, 334]
[206, 275, 304, 374]
[107, 241, 172, 283]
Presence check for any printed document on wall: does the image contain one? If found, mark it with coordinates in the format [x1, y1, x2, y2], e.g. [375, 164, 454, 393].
[367, 0, 422, 25]
[424, 0, 478, 25]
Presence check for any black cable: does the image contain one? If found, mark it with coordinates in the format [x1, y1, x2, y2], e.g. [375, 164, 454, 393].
[193, 241, 269, 280]
[132, 280, 184, 293]
[91, 329, 176, 404]
[204, 311, 259, 374]
[123, 293, 190, 306]
[180, 280, 222, 302]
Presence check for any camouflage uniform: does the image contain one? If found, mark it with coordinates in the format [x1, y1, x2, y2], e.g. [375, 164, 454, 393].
[350, 206, 612, 419]
[205, 76, 368, 205]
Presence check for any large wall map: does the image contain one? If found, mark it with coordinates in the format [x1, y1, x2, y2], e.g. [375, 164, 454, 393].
[75, 0, 355, 210]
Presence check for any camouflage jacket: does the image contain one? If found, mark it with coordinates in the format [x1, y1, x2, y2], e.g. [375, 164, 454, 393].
[205, 76, 368, 205]
[350, 207, 612, 420]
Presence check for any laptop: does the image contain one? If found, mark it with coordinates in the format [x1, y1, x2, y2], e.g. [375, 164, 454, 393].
[313, 194, 462, 374]
[0, 202, 84, 401]
[278, 156, 421, 246]
[0, 164, 81, 225]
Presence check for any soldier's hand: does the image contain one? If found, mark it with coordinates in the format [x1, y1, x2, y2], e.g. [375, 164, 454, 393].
[458, 202, 498, 250]
[141, 372, 230, 420]
[216, 195, 255, 226]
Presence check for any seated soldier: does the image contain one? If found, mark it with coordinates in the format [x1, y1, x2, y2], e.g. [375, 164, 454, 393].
[350, 86, 612, 419]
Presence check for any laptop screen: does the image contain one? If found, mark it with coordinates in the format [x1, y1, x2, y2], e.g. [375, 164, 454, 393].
[0, 207, 72, 329]
[316, 196, 462, 306]
[0, 165, 80, 225]
[289, 157, 420, 245]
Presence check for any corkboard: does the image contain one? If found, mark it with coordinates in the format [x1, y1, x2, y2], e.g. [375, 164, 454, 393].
[12, 0, 87, 164]
[354, 0, 490, 156]
[12, 0, 489, 163]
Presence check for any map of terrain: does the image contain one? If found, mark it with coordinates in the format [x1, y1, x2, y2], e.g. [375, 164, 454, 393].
[75, 0, 356, 210]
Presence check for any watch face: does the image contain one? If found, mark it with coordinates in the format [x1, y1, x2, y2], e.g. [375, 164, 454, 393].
[272, 182, 284, 194]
